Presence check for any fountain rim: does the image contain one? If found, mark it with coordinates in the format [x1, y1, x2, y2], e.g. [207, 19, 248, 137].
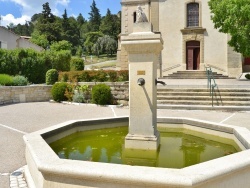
[24, 117, 250, 187]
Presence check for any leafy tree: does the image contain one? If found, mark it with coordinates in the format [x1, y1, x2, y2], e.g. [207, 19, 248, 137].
[100, 9, 121, 39]
[209, 0, 250, 56]
[77, 13, 86, 26]
[84, 32, 103, 55]
[99, 35, 117, 56]
[50, 40, 72, 51]
[88, 0, 101, 32]
[61, 10, 80, 54]
[35, 2, 61, 44]
[30, 30, 49, 49]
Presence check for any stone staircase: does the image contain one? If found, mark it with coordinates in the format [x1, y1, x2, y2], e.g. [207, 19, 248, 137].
[163, 71, 232, 79]
[157, 88, 250, 106]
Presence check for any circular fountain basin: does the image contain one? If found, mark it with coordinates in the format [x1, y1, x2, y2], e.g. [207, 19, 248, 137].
[24, 117, 250, 188]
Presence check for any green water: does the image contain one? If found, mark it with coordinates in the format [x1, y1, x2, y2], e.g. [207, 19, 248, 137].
[49, 126, 240, 169]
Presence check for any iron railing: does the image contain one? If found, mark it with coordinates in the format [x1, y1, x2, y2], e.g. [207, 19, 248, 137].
[205, 66, 222, 106]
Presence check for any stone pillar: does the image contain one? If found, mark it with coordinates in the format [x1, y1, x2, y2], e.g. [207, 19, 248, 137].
[121, 22, 163, 150]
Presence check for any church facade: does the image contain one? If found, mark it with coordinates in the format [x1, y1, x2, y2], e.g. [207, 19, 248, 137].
[117, 0, 250, 78]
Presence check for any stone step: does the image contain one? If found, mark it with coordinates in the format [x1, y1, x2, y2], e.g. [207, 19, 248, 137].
[157, 96, 250, 101]
[157, 92, 250, 96]
[157, 92, 250, 97]
[157, 88, 250, 92]
[157, 100, 250, 106]
[163, 71, 232, 79]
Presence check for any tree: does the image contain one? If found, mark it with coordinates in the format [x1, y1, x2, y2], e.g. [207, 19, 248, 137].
[60, 9, 80, 54]
[50, 40, 72, 51]
[88, 0, 101, 32]
[30, 30, 49, 49]
[209, 0, 250, 56]
[100, 9, 113, 35]
[35, 2, 61, 44]
[84, 32, 103, 55]
[77, 13, 86, 26]
[99, 35, 117, 56]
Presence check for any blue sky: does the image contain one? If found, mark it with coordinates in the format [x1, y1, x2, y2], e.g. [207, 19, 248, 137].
[0, 0, 121, 27]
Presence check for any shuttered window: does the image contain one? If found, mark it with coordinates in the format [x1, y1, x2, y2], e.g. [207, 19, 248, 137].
[187, 3, 199, 27]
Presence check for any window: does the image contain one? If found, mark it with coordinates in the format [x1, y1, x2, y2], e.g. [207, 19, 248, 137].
[187, 3, 199, 27]
[133, 12, 137, 23]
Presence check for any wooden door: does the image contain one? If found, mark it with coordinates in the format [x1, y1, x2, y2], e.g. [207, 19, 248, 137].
[186, 41, 200, 70]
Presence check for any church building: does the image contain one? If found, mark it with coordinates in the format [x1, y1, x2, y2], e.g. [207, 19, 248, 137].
[117, 0, 250, 78]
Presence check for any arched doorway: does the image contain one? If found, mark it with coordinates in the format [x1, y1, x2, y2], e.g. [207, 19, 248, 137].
[186, 41, 200, 70]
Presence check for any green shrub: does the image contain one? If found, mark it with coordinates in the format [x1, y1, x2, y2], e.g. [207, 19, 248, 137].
[94, 70, 108, 82]
[0, 74, 13, 86]
[51, 82, 68, 102]
[46, 69, 58, 85]
[92, 84, 111, 105]
[80, 71, 91, 82]
[61, 73, 69, 82]
[70, 57, 84, 71]
[72, 92, 85, 103]
[58, 70, 129, 82]
[245, 74, 250, 79]
[108, 71, 118, 82]
[13, 75, 28, 86]
[117, 70, 129, 81]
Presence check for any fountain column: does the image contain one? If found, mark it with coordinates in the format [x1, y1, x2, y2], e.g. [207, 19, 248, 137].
[121, 22, 163, 150]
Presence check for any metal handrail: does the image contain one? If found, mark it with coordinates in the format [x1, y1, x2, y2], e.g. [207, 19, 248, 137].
[205, 66, 221, 106]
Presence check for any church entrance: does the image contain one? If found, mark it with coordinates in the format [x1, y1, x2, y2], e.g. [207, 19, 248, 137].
[186, 41, 200, 70]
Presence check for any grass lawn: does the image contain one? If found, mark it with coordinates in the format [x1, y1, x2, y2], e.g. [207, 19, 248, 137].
[84, 54, 117, 65]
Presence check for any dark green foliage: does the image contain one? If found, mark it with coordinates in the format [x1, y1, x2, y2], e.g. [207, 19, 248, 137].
[209, 0, 250, 56]
[61, 73, 69, 82]
[51, 82, 68, 102]
[94, 70, 108, 82]
[80, 71, 91, 82]
[13, 75, 29, 86]
[92, 84, 111, 105]
[108, 71, 118, 82]
[100, 9, 121, 40]
[46, 69, 58, 85]
[58, 70, 129, 82]
[84, 32, 103, 55]
[35, 2, 61, 44]
[49, 50, 71, 71]
[0, 74, 13, 86]
[117, 70, 129, 81]
[245, 74, 250, 79]
[88, 0, 102, 32]
[50, 40, 72, 51]
[70, 57, 84, 71]
[0, 49, 47, 84]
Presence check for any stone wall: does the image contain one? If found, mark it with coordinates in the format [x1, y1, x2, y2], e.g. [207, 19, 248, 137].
[80, 82, 129, 105]
[0, 83, 129, 105]
[0, 85, 52, 104]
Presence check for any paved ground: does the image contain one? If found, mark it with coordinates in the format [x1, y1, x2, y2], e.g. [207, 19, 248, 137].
[1, 102, 250, 187]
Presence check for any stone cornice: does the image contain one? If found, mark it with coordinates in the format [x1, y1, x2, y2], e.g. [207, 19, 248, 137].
[181, 27, 206, 34]
[121, 0, 149, 5]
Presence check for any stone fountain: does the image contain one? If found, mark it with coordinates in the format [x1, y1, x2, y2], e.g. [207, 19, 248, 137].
[23, 8, 250, 188]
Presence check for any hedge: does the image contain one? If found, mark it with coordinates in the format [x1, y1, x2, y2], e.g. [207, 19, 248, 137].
[0, 48, 71, 84]
[58, 70, 129, 82]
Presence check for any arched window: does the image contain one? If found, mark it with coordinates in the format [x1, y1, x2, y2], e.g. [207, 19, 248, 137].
[133, 12, 137, 23]
[187, 3, 199, 27]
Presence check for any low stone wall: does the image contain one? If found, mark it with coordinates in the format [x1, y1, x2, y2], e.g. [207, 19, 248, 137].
[0, 82, 129, 105]
[0, 85, 52, 104]
[80, 82, 129, 105]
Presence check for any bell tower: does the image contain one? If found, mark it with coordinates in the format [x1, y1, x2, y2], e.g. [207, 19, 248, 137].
[118, 0, 160, 72]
